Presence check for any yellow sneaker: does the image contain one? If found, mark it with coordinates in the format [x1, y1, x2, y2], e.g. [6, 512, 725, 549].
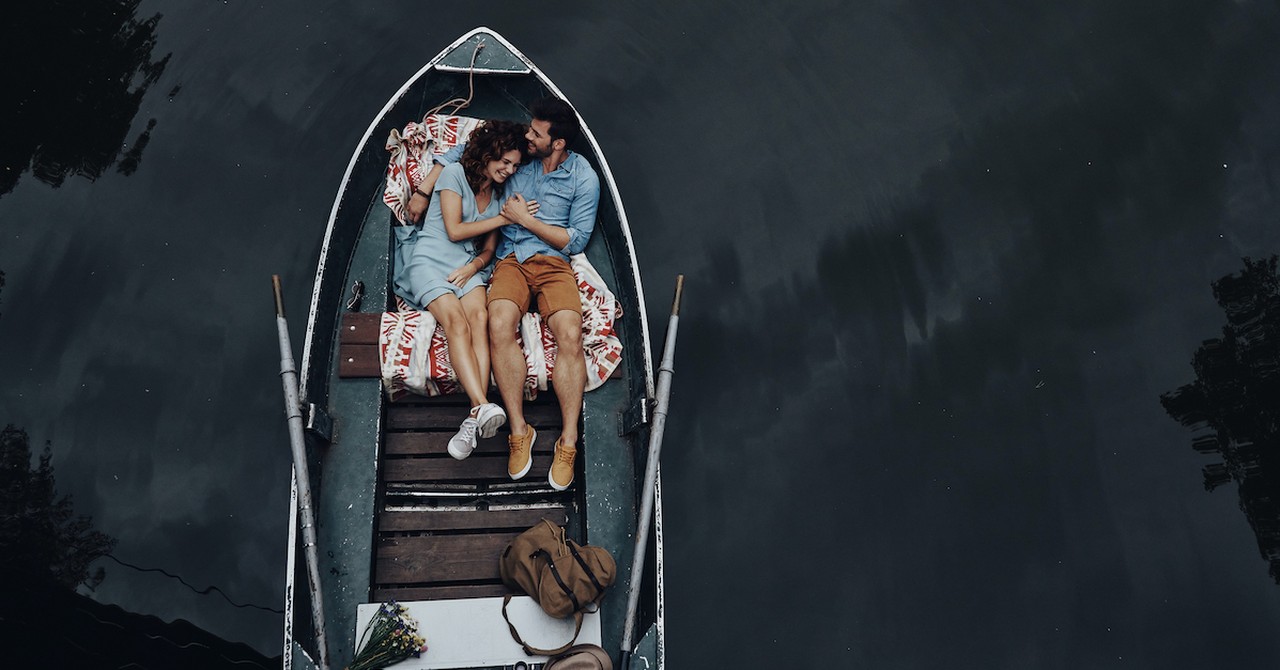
[549, 438, 577, 491]
[508, 426, 536, 480]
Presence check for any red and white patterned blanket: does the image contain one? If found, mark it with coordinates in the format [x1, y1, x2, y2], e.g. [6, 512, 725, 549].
[383, 113, 482, 224]
[379, 254, 624, 401]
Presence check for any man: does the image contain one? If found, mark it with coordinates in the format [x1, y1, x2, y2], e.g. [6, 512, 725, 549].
[491, 97, 599, 491]
[404, 97, 599, 491]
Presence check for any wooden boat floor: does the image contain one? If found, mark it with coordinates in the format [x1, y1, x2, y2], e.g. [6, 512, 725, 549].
[374, 391, 584, 603]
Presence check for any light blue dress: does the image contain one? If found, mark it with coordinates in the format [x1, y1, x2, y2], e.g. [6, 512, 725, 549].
[393, 163, 502, 310]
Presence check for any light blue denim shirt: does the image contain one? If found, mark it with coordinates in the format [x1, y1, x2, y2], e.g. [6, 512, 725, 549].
[436, 145, 600, 262]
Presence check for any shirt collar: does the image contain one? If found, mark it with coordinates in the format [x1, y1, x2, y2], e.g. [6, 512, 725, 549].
[559, 151, 578, 174]
[529, 150, 578, 176]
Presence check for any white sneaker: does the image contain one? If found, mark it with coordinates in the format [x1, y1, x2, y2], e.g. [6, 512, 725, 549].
[448, 417, 480, 460]
[474, 403, 508, 439]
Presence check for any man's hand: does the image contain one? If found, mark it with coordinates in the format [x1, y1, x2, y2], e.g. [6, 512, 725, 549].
[406, 191, 428, 223]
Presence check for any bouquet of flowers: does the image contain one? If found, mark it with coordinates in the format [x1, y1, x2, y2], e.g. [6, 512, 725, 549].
[347, 601, 428, 670]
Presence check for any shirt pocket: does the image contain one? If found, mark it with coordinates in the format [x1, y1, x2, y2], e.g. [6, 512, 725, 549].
[535, 179, 574, 223]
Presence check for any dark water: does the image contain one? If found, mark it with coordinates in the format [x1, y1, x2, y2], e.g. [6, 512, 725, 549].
[3, 0, 1280, 666]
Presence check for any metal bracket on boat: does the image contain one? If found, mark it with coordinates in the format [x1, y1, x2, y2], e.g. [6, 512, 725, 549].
[619, 396, 653, 436]
[304, 403, 333, 443]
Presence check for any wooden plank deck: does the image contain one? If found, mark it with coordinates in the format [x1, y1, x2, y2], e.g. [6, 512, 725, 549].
[373, 390, 584, 602]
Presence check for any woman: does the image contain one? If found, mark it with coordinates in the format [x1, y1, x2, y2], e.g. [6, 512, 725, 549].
[392, 120, 528, 459]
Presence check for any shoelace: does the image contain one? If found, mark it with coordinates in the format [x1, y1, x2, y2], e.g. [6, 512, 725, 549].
[457, 419, 479, 444]
[554, 443, 576, 463]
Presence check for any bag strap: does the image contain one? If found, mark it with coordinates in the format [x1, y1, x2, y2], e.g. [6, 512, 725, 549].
[545, 518, 566, 555]
[536, 548, 583, 613]
[567, 542, 606, 600]
[502, 594, 583, 657]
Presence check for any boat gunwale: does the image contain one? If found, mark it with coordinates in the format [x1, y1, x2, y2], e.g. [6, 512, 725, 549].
[285, 26, 664, 668]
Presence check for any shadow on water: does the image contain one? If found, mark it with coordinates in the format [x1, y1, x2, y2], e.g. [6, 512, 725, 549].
[0, 0, 171, 196]
[1162, 257, 1280, 585]
[1, 250, 274, 665]
[0, 424, 277, 668]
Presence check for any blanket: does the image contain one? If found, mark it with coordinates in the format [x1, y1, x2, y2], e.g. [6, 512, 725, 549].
[383, 113, 482, 224]
[379, 254, 624, 401]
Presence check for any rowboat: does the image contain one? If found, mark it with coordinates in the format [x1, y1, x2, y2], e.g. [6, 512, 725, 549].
[279, 27, 665, 669]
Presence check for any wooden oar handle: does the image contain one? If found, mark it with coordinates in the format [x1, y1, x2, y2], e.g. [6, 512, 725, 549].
[671, 274, 685, 317]
[272, 275, 285, 317]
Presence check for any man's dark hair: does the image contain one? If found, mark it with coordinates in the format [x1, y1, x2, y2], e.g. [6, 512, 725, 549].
[530, 97, 579, 145]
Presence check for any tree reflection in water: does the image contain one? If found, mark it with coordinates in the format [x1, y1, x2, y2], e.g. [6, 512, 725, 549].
[1162, 256, 1280, 583]
[0, 425, 116, 589]
[0, 430, 278, 667]
[1, 0, 170, 196]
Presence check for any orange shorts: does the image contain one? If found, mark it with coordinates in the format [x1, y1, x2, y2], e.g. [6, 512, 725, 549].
[487, 254, 581, 316]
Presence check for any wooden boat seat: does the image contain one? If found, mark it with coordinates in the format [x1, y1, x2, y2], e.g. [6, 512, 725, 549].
[354, 596, 601, 669]
[336, 312, 395, 378]
[336, 311, 621, 381]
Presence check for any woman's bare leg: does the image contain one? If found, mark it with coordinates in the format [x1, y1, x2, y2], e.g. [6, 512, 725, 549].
[461, 286, 491, 399]
[426, 293, 487, 408]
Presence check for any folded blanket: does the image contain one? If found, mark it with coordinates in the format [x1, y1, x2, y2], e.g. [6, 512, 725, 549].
[383, 114, 482, 223]
[380, 254, 624, 401]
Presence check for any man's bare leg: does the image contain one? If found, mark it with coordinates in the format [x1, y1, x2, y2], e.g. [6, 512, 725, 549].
[547, 310, 585, 446]
[488, 299, 528, 435]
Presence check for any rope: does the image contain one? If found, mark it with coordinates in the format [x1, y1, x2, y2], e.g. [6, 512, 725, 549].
[104, 553, 284, 615]
[425, 40, 486, 117]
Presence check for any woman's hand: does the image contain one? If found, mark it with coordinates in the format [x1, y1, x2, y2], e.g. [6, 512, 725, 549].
[446, 259, 480, 287]
[406, 191, 429, 223]
[502, 193, 540, 227]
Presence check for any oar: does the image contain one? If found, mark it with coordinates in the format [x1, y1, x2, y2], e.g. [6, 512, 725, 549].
[273, 275, 330, 670]
[620, 275, 685, 664]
